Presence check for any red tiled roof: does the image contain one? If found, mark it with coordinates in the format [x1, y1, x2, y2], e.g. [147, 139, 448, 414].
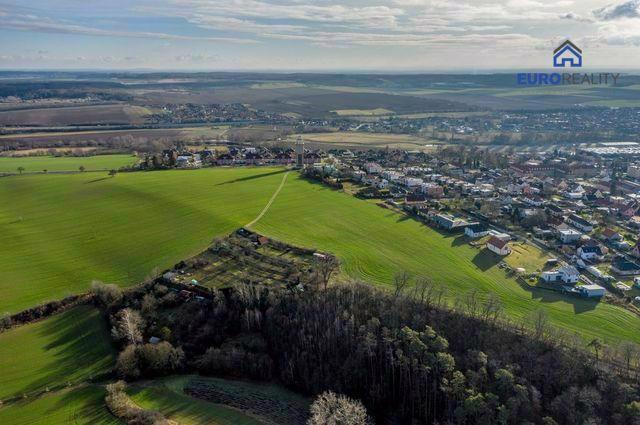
[487, 236, 508, 250]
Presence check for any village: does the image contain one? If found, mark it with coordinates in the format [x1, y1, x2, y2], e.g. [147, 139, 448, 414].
[141, 137, 640, 312]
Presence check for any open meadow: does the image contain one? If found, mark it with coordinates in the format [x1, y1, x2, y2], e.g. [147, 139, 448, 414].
[0, 385, 117, 425]
[0, 305, 115, 400]
[0, 154, 138, 173]
[253, 174, 640, 344]
[2, 167, 640, 344]
[0, 305, 116, 424]
[0, 167, 286, 312]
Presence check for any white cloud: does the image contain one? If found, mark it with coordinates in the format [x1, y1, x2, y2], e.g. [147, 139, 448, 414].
[0, 11, 258, 43]
[593, 0, 640, 20]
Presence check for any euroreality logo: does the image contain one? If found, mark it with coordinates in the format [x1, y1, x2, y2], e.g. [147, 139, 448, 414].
[517, 39, 620, 86]
[553, 40, 582, 68]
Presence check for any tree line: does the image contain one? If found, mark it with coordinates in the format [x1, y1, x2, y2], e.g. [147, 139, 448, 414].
[92, 276, 640, 424]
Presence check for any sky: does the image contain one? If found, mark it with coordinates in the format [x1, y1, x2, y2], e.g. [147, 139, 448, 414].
[1, 0, 640, 71]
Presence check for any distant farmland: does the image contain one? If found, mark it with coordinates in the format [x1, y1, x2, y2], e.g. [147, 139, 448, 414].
[0, 126, 229, 147]
[286, 131, 437, 150]
[0, 104, 151, 126]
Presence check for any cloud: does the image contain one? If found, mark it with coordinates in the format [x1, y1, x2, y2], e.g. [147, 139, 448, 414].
[559, 12, 595, 23]
[0, 11, 258, 43]
[593, 0, 640, 21]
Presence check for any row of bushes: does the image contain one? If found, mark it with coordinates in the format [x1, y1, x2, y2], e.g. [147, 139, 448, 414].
[105, 381, 172, 425]
[0, 294, 93, 332]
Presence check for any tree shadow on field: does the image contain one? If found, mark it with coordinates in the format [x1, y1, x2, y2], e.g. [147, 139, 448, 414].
[85, 177, 111, 184]
[46, 385, 115, 424]
[514, 276, 599, 314]
[13, 307, 115, 399]
[215, 169, 288, 186]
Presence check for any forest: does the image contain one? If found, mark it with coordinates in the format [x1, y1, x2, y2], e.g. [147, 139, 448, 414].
[93, 264, 640, 425]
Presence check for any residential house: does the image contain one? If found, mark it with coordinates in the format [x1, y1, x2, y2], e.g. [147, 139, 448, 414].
[611, 256, 640, 276]
[364, 162, 383, 174]
[564, 185, 585, 200]
[579, 284, 606, 298]
[566, 214, 594, 232]
[546, 204, 565, 218]
[403, 177, 423, 188]
[486, 236, 511, 256]
[432, 213, 469, 230]
[421, 183, 444, 198]
[541, 265, 580, 284]
[631, 242, 640, 259]
[523, 195, 544, 207]
[216, 153, 235, 166]
[557, 228, 582, 244]
[465, 223, 489, 238]
[600, 228, 623, 242]
[577, 245, 605, 261]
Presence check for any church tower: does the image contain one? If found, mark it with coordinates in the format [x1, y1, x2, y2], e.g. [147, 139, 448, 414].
[295, 135, 304, 168]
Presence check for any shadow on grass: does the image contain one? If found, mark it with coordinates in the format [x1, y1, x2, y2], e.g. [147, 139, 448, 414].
[214, 169, 288, 186]
[14, 306, 115, 398]
[451, 235, 469, 247]
[472, 249, 501, 271]
[50, 385, 116, 424]
[85, 177, 111, 184]
[514, 278, 599, 314]
[128, 383, 262, 425]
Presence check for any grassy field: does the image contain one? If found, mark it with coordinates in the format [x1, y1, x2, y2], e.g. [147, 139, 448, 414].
[0, 385, 118, 425]
[0, 154, 138, 173]
[0, 305, 115, 400]
[253, 175, 640, 344]
[0, 167, 286, 312]
[2, 167, 640, 343]
[128, 376, 261, 425]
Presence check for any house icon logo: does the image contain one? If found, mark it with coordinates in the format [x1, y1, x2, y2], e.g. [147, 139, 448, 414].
[553, 40, 582, 68]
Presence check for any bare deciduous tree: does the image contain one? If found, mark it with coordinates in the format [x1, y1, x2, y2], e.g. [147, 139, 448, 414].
[308, 391, 370, 425]
[315, 255, 340, 291]
[111, 308, 145, 346]
[393, 271, 410, 297]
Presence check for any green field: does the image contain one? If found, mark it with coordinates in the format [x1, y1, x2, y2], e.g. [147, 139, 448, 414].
[0, 305, 115, 400]
[2, 167, 640, 343]
[253, 175, 640, 344]
[0, 154, 138, 173]
[0, 167, 286, 312]
[128, 376, 261, 425]
[0, 385, 118, 425]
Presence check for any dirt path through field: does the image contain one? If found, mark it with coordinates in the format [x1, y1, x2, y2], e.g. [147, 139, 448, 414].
[246, 170, 290, 228]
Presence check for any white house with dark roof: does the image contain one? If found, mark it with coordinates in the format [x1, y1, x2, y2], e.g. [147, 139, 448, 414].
[577, 245, 605, 261]
[566, 214, 594, 233]
[465, 223, 489, 238]
[541, 265, 580, 284]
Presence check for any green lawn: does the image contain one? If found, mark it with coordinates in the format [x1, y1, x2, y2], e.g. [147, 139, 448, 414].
[253, 175, 640, 344]
[0, 385, 119, 425]
[0, 167, 286, 312]
[0, 305, 115, 400]
[0, 154, 138, 173]
[128, 376, 260, 425]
